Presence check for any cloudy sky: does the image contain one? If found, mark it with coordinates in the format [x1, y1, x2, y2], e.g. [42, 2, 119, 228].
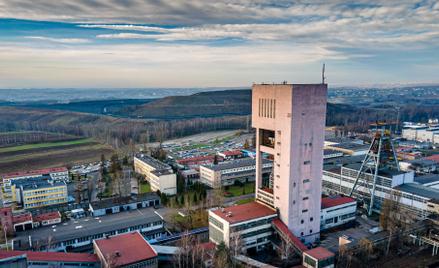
[1, 0, 439, 88]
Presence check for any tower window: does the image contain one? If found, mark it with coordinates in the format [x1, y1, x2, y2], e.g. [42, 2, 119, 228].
[310, 217, 313, 222]
[310, 229, 313, 233]
[303, 197, 308, 200]
[302, 209, 308, 213]
[293, 200, 295, 204]
[293, 183, 296, 187]
[303, 179, 309, 183]
[301, 232, 304, 236]
[301, 220, 304, 224]
[304, 161, 311, 165]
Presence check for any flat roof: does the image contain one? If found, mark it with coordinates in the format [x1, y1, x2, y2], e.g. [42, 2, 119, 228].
[305, 247, 335, 260]
[210, 202, 276, 224]
[219, 151, 243, 156]
[206, 158, 272, 171]
[95, 232, 156, 266]
[0, 251, 100, 263]
[180, 169, 199, 175]
[321, 195, 356, 209]
[13, 213, 32, 224]
[423, 155, 439, 162]
[135, 156, 170, 170]
[405, 159, 438, 165]
[3, 167, 67, 179]
[151, 169, 174, 176]
[177, 155, 223, 165]
[323, 155, 365, 166]
[32, 211, 61, 222]
[397, 183, 439, 200]
[323, 149, 343, 155]
[414, 174, 439, 185]
[11, 176, 66, 190]
[326, 142, 370, 151]
[15, 207, 163, 244]
[90, 193, 160, 210]
[344, 163, 406, 178]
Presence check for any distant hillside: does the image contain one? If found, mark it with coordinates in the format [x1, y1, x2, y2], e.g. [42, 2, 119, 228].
[114, 89, 252, 117]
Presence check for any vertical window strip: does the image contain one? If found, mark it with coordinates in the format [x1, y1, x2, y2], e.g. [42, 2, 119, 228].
[274, 100, 276, 118]
[270, 99, 273, 118]
[259, 99, 261, 117]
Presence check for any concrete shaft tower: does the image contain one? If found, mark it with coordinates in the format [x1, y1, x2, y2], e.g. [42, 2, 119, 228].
[252, 84, 327, 243]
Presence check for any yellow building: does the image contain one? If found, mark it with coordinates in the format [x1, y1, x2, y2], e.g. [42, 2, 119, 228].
[134, 156, 173, 184]
[11, 177, 68, 209]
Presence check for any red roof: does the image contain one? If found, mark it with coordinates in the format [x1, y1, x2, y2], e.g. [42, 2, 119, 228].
[321, 195, 356, 209]
[33, 211, 61, 222]
[305, 247, 335, 260]
[260, 187, 274, 195]
[177, 155, 223, 165]
[202, 242, 216, 250]
[220, 151, 243, 156]
[0, 251, 100, 263]
[423, 155, 439, 162]
[3, 167, 67, 179]
[94, 231, 156, 266]
[271, 219, 308, 253]
[13, 213, 32, 224]
[211, 202, 276, 223]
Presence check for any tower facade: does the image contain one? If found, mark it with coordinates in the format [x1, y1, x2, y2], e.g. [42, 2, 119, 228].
[252, 84, 327, 242]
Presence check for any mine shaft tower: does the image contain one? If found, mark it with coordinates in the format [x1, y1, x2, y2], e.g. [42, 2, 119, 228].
[349, 121, 400, 216]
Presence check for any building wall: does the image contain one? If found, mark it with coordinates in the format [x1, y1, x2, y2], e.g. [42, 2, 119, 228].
[150, 173, 176, 195]
[320, 201, 357, 230]
[21, 185, 68, 209]
[134, 157, 156, 183]
[322, 169, 428, 219]
[427, 202, 439, 215]
[252, 84, 327, 243]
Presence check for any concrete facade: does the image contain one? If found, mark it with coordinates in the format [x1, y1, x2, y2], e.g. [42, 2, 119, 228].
[150, 170, 177, 195]
[252, 84, 327, 243]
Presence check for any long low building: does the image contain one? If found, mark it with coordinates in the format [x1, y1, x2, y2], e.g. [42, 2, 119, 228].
[89, 194, 160, 217]
[200, 159, 273, 188]
[0, 251, 101, 267]
[14, 207, 167, 252]
[320, 195, 357, 230]
[134, 156, 176, 195]
[321, 163, 439, 219]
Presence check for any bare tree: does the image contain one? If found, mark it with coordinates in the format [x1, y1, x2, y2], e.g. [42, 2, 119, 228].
[174, 231, 195, 268]
[276, 239, 296, 268]
[87, 179, 94, 201]
[358, 237, 372, 261]
[154, 122, 167, 149]
[214, 187, 224, 208]
[183, 196, 194, 229]
[46, 234, 56, 252]
[104, 252, 120, 268]
[229, 233, 244, 268]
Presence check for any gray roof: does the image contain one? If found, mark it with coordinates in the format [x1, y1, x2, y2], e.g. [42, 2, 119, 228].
[323, 155, 365, 165]
[136, 156, 171, 170]
[414, 174, 439, 185]
[327, 142, 370, 151]
[405, 159, 439, 165]
[15, 207, 162, 244]
[12, 176, 66, 190]
[151, 169, 174, 176]
[151, 245, 179, 255]
[397, 183, 439, 199]
[344, 163, 406, 178]
[204, 159, 272, 171]
[90, 193, 160, 210]
[324, 149, 343, 155]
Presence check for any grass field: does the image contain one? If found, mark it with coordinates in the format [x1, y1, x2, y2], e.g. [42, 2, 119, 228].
[0, 139, 95, 153]
[236, 197, 255, 205]
[140, 183, 151, 194]
[224, 182, 255, 198]
[0, 131, 34, 136]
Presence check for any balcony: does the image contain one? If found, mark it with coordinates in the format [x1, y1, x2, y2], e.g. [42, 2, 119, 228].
[260, 129, 275, 148]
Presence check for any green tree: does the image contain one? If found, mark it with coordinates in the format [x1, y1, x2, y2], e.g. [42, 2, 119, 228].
[203, 188, 207, 199]
[157, 190, 161, 197]
[243, 138, 250, 149]
[181, 195, 185, 205]
[251, 135, 256, 148]
[194, 194, 197, 203]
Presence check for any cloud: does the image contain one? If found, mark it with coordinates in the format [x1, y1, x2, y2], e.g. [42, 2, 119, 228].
[25, 36, 90, 44]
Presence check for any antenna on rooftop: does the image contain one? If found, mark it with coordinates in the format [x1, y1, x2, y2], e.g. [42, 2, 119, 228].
[322, 63, 326, 84]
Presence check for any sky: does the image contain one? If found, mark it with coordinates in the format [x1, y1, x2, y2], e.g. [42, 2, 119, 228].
[0, 0, 439, 88]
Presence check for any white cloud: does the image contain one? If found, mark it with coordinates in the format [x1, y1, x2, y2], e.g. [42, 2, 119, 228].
[25, 36, 90, 44]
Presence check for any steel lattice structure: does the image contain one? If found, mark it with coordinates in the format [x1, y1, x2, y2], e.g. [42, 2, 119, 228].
[349, 121, 400, 216]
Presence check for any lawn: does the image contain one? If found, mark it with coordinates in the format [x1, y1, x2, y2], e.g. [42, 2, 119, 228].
[0, 138, 95, 153]
[140, 183, 151, 194]
[236, 197, 255, 205]
[224, 182, 255, 198]
[0, 131, 34, 136]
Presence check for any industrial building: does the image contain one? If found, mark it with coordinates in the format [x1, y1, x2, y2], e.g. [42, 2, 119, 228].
[176, 155, 224, 168]
[10, 177, 68, 209]
[324, 142, 370, 157]
[134, 156, 176, 195]
[402, 122, 439, 143]
[320, 195, 357, 230]
[218, 150, 243, 160]
[323, 149, 344, 159]
[321, 163, 439, 219]
[89, 194, 160, 217]
[199, 159, 273, 188]
[252, 83, 327, 243]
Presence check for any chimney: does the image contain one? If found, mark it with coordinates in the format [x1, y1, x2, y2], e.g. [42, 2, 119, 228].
[106, 234, 110, 239]
[229, 211, 232, 217]
[222, 208, 225, 213]
[115, 251, 120, 257]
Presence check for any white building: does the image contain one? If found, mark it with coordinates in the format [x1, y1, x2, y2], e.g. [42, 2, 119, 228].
[150, 169, 177, 195]
[208, 202, 277, 252]
[3, 167, 68, 186]
[320, 195, 357, 230]
[402, 122, 439, 143]
[322, 164, 439, 219]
